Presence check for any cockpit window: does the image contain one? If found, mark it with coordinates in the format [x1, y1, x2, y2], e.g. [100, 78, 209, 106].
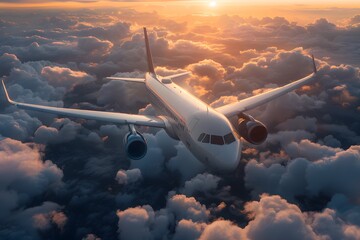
[198, 133, 205, 141]
[211, 135, 224, 145]
[224, 132, 236, 144]
[198, 132, 236, 145]
[202, 134, 210, 143]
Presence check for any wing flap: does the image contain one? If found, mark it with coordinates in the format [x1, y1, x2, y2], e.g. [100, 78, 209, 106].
[2, 80, 165, 128]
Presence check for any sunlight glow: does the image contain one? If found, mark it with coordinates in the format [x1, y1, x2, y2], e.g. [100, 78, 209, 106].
[209, 1, 217, 8]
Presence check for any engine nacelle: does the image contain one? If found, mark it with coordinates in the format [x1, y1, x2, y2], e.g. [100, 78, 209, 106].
[237, 114, 268, 145]
[124, 131, 147, 160]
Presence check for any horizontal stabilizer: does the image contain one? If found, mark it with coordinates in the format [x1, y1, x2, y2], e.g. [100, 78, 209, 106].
[165, 71, 191, 81]
[105, 77, 145, 83]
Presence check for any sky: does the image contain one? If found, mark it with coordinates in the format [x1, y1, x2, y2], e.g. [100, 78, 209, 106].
[0, 1, 360, 240]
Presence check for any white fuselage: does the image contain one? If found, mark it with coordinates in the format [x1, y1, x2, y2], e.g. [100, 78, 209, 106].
[145, 73, 242, 171]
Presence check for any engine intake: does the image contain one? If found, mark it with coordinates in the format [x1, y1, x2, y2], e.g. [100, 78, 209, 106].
[237, 114, 268, 145]
[124, 131, 147, 160]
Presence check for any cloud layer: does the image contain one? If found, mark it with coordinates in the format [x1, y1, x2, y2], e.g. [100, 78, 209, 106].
[0, 7, 359, 240]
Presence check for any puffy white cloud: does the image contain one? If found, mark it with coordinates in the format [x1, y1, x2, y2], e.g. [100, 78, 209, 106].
[181, 173, 221, 196]
[117, 204, 170, 240]
[173, 219, 206, 240]
[306, 145, 360, 200]
[199, 220, 244, 240]
[117, 206, 153, 240]
[0, 110, 42, 141]
[245, 144, 360, 201]
[167, 194, 209, 222]
[115, 168, 142, 185]
[244, 194, 318, 240]
[0, 138, 63, 239]
[284, 139, 342, 161]
[167, 143, 206, 182]
[32, 209, 67, 231]
[0, 138, 63, 219]
[0, 53, 21, 76]
[41, 66, 95, 89]
[34, 118, 81, 144]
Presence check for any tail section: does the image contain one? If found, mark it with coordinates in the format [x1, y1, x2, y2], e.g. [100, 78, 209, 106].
[311, 54, 317, 74]
[143, 27, 155, 74]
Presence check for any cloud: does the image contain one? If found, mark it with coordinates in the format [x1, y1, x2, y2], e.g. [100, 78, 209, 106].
[0, 138, 63, 238]
[167, 143, 206, 182]
[181, 173, 221, 196]
[284, 139, 342, 161]
[0, 110, 42, 141]
[41, 65, 95, 89]
[173, 219, 206, 240]
[245, 144, 360, 202]
[117, 205, 153, 240]
[0, 53, 21, 76]
[167, 194, 209, 222]
[243, 195, 317, 240]
[115, 168, 142, 185]
[199, 220, 244, 240]
[0, 7, 359, 240]
[34, 118, 81, 144]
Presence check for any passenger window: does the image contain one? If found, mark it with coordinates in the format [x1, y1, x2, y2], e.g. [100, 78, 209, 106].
[211, 135, 224, 145]
[224, 132, 236, 144]
[198, 133, 205, 142]
[202, 134, 210, 143]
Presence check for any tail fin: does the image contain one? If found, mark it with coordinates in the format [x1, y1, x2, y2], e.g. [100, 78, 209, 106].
[143, 27, 155, 74]
[311, 54, 317, 74]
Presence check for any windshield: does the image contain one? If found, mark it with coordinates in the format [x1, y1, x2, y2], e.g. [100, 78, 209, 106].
[197, 132, 236, 145]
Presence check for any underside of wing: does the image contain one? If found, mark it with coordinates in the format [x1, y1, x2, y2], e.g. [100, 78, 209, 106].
[1, 80, 165, 128]
[105, 77, 145, 83]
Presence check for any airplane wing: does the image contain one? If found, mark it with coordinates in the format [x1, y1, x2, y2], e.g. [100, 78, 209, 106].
[105, 77, 145, 83]
[1, 80, 165, 128]
[216, 56, 319, 118]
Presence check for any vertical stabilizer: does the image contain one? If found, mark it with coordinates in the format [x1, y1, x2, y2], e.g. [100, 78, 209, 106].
[311, 54, 317, 74]
[143, 27, 155, 74]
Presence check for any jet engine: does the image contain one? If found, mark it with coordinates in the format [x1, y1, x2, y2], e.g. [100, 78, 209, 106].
[124, 126, 147, 160]
[237, 113, 268, 145]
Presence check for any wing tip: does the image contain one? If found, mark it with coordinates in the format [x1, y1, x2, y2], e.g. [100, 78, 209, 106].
[1, 79, 14, 104]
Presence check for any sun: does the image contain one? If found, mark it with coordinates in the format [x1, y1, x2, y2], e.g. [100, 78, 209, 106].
[209, 1, 217, 8]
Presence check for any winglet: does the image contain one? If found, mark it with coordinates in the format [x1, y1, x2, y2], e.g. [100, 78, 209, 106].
[143, 27, 155, 74]
[1, 80, 15, 104]
[311, 54, 317, 74]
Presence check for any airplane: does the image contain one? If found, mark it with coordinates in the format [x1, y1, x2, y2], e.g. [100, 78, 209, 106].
[1, 27, 319, 172]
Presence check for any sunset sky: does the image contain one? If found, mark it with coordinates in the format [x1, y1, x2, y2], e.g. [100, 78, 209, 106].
[0, 0, 359, 240]
[1, 0, 359, 25]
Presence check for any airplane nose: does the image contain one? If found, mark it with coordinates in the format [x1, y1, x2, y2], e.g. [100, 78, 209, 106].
[222, 150, 241, 171]
[213, 142, 241, 172]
